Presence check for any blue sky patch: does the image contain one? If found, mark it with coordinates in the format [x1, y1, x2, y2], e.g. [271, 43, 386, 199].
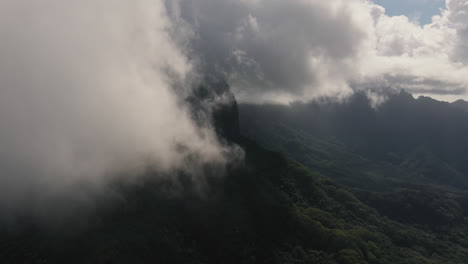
[373, 0, 446, 25]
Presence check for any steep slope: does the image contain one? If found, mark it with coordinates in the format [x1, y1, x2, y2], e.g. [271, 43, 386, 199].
[2, 87, 468, 263]
[239, 90, 468, 251]
[239, 91, 468, 190]
[3, 137, 468, 264]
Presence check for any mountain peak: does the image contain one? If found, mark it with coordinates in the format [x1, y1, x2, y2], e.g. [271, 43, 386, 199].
[188, 78, 240, 142]
[451, 99, 468, 112]
[396, 89, 415, 102]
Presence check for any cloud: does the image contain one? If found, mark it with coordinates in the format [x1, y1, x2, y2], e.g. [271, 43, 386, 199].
[167, 0, 369, 103]
[0, 0, 232, 221]
[447, 0, 468, 62]
[358, 0, 468, 101]
[2, 0, 468, 223]
[169, 0, 468, 103]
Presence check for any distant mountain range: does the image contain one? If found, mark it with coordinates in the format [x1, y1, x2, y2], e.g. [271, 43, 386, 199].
[240, 90, 468, 191]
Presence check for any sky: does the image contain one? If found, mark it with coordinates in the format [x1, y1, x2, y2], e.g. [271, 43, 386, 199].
[166, 0, 468, 103]
[374, 0, 446, 25]
[1, 0, 468, 220]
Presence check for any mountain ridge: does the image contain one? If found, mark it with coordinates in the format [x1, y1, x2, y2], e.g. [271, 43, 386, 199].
[2, 85, 468, 263]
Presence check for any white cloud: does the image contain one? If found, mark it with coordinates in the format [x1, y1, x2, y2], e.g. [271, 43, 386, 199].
[2, 0, 468, 221]
[170, 0, 468, 103]
[0, 0, 232, 219]
[358, 0, 468, 101]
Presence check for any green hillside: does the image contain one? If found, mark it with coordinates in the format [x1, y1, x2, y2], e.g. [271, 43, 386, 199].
[2, 137, 468, 263]
[2, 89, 468, 263]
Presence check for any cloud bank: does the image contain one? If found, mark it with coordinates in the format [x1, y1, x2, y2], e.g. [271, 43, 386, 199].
[169, 0, 468, 103]
[1, 0, 468, 221]
[0, 0, 230, 219]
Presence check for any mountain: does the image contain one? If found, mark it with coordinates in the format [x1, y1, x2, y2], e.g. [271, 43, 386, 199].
[188, 78, 240, 142]
[451, 99, 468, 112]
[239, 90, 468, 260]
[3, 86, 468, 263]
[240, 90, 468, 191]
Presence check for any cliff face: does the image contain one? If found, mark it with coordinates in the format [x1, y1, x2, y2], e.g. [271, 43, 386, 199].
[188, 78, 240, 143]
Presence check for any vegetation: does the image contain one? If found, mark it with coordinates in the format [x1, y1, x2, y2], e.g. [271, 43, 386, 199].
[2, 89, 468, 263]
[237, 90, 468, 263]
[2, 137, 468, 263]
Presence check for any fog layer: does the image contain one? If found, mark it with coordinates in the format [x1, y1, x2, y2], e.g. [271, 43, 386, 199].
[0, 0, 228, 217]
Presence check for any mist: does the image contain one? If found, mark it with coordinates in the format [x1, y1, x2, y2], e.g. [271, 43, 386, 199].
[0, 0, 231, 221]
[2, 0, 468, 223]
